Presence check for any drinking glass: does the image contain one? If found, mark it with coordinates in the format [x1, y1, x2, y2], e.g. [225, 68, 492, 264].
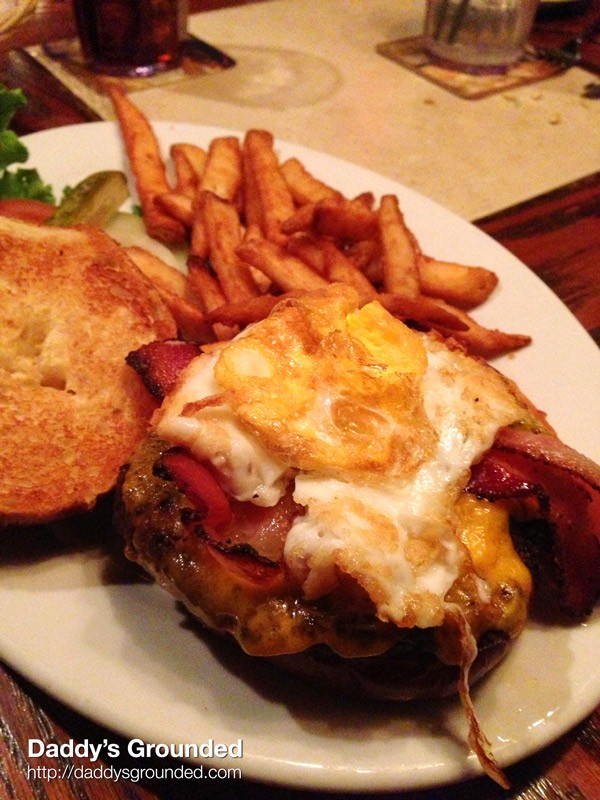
[73, 0, 188, 77]
[423, 0, 540, 73]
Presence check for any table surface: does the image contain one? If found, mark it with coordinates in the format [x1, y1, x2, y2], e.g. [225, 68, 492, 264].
[1, 1, 600, 799]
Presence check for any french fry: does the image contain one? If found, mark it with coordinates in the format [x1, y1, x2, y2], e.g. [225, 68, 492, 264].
[203, 289, 466, 335]
[199, 136, 242, 201]
[455, 326, 532, 359]
[205, 292, 300, 326]
[243, 129, 295, 244]
[107, 91, 529, 357]
[158, 290, 213, 342]
[280, 202, 316, 235]
[344, 238, 381, 273]
[237, 239, 329, 293]
[201, 191, 260, 302]
[187, 255, 237, 341]
[353, 191, 376, 209]
[190, 193, 209, 260]
[360, 251, 384, 285]
[187, 255, 227, 311]
[241, 147, 263, 229]
[319, 239, 378, 303]
[241, 225, 273, 293]
[280, 157, 341, 205]
[124, 246, 212, 342]
[243, 222, 264, 244]
[250, 269, 273, 294]
[312, 196, 378, 241]
[285, 232, 326, 273]
[377, 194, 420, 297]
[171, 144, 200, 198]
[162, 291, 214, 342]
[107, 86, 186, 246]
[378, 293, 468, 332]
[172, 143, 207, 192]
[124, 245, 191, 300]
[418, 255, 498, 309]
[156, 191, 194, 227]
[433, 301, 531, 358]
[188, 138, 243, 261]
[284, 232, 375, 302]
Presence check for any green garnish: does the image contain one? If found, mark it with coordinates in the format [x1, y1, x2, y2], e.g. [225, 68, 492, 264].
[0, 85, 55, 203]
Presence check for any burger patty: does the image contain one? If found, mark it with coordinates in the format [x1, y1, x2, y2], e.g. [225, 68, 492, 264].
[115, 434, 511, 700]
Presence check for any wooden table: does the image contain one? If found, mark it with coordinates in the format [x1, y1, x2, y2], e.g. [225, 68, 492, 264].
[1, 2, 600, 799]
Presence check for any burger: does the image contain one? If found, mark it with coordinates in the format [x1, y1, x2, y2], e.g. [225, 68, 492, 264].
[116, 285, 600, 786]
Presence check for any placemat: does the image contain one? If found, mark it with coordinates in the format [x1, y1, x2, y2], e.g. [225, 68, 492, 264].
[26, 35, 236, 119]
[377, 36, 565, 100]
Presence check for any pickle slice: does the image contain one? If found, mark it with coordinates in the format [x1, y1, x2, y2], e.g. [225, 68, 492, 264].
[47, 171, 129, 227]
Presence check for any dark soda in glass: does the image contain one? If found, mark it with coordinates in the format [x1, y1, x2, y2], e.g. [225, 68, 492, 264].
[73, 0, 184, 77]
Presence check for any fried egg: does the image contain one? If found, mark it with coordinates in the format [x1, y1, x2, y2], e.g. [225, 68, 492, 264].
[155, 285, 532, 629]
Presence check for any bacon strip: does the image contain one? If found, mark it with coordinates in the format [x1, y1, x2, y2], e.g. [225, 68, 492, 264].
[126, 339, 200, 400]
[468, 427, 600, 617]
[190, 489, 301, 588]
[158, 449, 233, 530]
[156, 444, 301, 587]
[195, 530, 283, 588]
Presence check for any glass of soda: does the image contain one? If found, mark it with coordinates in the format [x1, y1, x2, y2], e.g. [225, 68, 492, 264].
[73, 0, 188, 77]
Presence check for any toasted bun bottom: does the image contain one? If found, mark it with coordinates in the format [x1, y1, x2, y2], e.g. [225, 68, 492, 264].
[0, 217, 176, 525]
[175, 606, 511, 701]
[269, 633, 510, 701]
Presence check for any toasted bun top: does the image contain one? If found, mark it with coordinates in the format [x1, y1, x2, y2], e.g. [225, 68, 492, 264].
[0, 216, 177, 525]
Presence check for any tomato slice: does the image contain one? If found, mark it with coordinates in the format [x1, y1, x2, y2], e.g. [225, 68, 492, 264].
[160, 449, 233, 530]
[0, 199, 56, 224]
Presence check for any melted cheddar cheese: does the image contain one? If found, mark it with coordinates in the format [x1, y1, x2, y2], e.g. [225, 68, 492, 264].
[455, 494, 532, 638]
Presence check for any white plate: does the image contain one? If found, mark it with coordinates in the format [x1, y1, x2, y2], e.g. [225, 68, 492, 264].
[1, 121, 600, 793]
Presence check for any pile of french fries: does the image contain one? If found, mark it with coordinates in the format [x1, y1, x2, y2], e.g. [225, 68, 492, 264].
[109, 87, 530, 359]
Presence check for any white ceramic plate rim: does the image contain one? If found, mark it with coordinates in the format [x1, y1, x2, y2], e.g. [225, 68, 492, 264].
[1, 121, 599, 793]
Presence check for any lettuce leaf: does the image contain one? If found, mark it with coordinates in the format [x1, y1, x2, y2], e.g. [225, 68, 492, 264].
[0, 167, 55, 202]
[0, 129, 28, 170]
[0, 85, 55, 203]
[0, 85, 26, 129]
